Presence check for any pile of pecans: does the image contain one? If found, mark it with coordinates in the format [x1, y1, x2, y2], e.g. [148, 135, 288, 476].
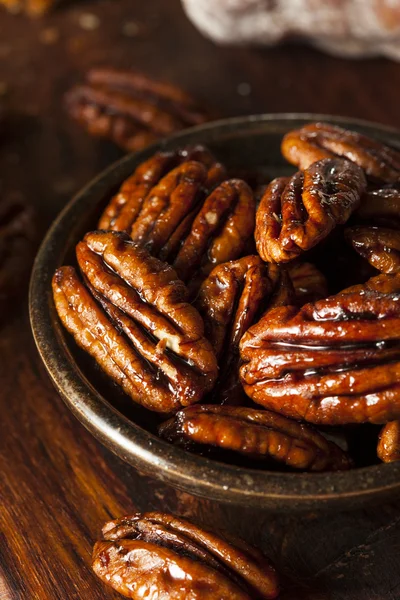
[53, 122, 400, 477]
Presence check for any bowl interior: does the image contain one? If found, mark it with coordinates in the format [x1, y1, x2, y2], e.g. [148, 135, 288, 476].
[30, 114, 400, 511]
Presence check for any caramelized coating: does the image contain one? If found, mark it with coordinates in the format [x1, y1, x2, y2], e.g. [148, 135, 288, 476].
[255, 158, 366, 263]
[0, 0, 55, 15]
[65, 68, 212, 152]
[159, 405, 351, 471]
[355, 188, 400, 227]
[288, 261, 328, 305]
[98, 145, 225, 232]
[0, 196, 35, 320]
[93, 512, 279, 600]
[196, 257, 291, 404]
[240, 275, 400, 425]
[346, 226, 400, 274]
[377, 421, 400, 463]
[52, 231, 217, 413]
[282, 122, 400, 184]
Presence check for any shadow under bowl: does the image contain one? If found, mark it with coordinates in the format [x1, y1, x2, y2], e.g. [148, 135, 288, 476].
[30, 113, 400, 512]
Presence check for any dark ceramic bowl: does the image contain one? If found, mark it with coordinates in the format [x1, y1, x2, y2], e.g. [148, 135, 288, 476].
[30, 114, 400, 511]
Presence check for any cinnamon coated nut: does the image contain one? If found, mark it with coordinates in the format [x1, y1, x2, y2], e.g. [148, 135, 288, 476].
[65, 68, 212, 152]
[255, 158, 366, 263]
[346, 226, 400, 274]
[377, 421, 400, 463]
[0, 195, 35, 320]
[196, 256, 291, 404]
[288, 261, 328, 305]
[282, 122, 400, 184]
[92, 512, 279, 600]
[240, 275, 400, 425]
[159, 405, 351, 471]
[52, 231, 218, 413]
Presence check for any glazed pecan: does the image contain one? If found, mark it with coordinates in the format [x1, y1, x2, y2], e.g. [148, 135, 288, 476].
[93, 512, 279, 600]
[98, 145, 225, 232]
[52, 231, 217, 413]
[0, 196, 35, 319]
[346, 226, 400, 274]
[288, 261, 328, 305]
[255, 158, 366, 263]
[65, 68, 212, 152]
[159, 405, 351, 471]
[240, 275, 400, 425]
[355, 188, 400, 226]
[377, 421, 400, 463]
[281, 122, 400, 184]
[0, 0, 55, 15]
[196, 256, 291, 404]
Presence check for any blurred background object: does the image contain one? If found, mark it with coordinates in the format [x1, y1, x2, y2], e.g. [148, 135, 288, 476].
[1, 0, 56, 17]
[182, 0, 400, 61]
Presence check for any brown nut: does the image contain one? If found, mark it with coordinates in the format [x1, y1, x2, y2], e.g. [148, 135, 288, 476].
[52, 231, 218, 413]
[98, 145, 225, 232]
[288, 261, 328, 305]
[255, 158, 366, 263]
[281, 122, 400, 184]
[0, 195, 35, 320]
[377, 421, 400, 463]
[196, 256, 291, 404]
[159, 405, 351, 472]
[92, 512, 279, 600]
[355, 188, 400, 226]
[346, 226, 400, 274]
[65, 68, 212, 152]
[240, 274, 400, 425]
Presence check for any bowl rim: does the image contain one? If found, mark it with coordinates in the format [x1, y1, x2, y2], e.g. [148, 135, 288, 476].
[30, 112, 400, 509]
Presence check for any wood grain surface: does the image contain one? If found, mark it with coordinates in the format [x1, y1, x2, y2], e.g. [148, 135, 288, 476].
[1, 1, 400, 598]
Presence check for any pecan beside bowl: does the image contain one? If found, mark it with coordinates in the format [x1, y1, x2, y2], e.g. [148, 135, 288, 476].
[29, 114, 400, 511]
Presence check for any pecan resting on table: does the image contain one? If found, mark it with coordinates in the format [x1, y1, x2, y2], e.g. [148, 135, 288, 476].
[98, 148, 255, 295]
[377, 421, 400, 463]
[65, 68, 212, 152]
[288, 261, 328, 305]
[52, 231, 217, 413]
[255, 158, 366, 263]
[240, 274, 400, 425]
[0, 0, 55, 15]
[196, 256, 291, 404]
[0, 196, 35, 320]
[93, 512, 279, 600]
[281, 122, 400, 184]
[159, 405, 351, 471]
[346, 226, 400, 274]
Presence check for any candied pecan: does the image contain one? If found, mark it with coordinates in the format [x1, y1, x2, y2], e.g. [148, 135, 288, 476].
[288, 261, 328, 305]
[65, 68, 212, 152]
[255, 158, 366, 263]
[159, 405, 351, 471]
[281, 122, 400, 184]
[93, 512, 279, 599]
[346, 226, 400, 274]
[196, 257, 291, 404]
[0, 196, 35, 319]
[240, 275, 400, 425]
[52, 231, 217, 413]
[377, 421, 400, 463]
[98, 145, 225, 232]
[355, 188, 400, 227]
[0, 0, 55, 15]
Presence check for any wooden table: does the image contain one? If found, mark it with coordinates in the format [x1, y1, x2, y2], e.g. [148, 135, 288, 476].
[1, 2, 400, 598]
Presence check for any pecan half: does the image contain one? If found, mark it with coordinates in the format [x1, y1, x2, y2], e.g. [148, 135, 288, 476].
[346, 226, 400, 274]
[281, 122, 400, 184]
[377, 421, 400, 463]
[196, 256, 291, 404]
[0, 196, 35, 319]
[255, 158, 366, 263]
[288, 261, 328, 305]
[355, 188, 400, 227]
[93, 512, 279, 600]
[159, 405, 351, 471]
[65, 68, 212, 152]
[52, 231, 217, 413]
[240, 275, 400, 425]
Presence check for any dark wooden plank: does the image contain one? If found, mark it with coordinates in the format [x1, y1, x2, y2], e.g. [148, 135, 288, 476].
[1, 1, 400, 598]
